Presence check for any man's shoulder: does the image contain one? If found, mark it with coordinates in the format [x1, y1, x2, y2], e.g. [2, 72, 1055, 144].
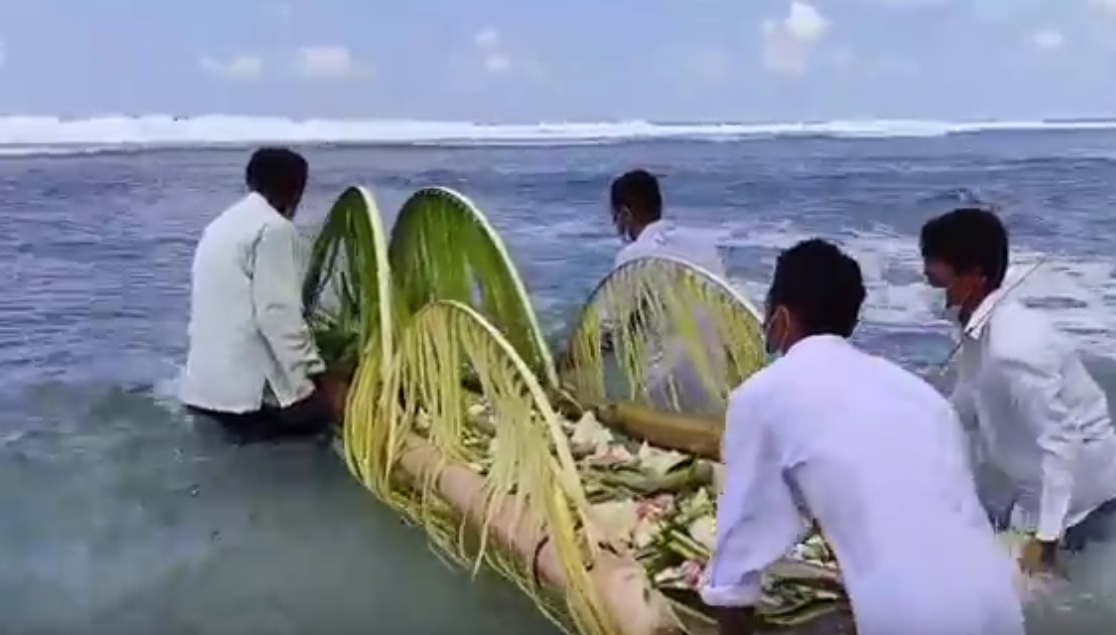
[209, 195, 293, 240]
[985, 300, 1066, 364]
[726, 363, 781, 415]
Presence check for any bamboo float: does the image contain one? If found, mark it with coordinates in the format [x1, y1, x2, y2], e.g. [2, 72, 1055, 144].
[592, 402, 722, 461]
[365, 433, 845, 635]
[393, 435, 684, 635]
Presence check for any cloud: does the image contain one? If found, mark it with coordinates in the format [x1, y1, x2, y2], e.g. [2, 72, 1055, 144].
[473, 28, 501, 50]
[761, 1, 830, 76]
[471, 27, 514, 74]
[199, 54, 264, 80]
[294, 45, 359, 79]
[1031, 28, 1065, 50]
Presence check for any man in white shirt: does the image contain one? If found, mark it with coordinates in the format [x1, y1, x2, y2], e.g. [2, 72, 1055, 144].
[609, 169, 727, 277]
[180, 148, 345, 444]
[603, 170, 729, 413]
[702, 239, 1023, 635]
[920, 207, 1116, 575]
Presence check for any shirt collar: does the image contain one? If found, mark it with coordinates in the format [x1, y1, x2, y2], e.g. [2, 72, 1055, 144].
[964, 288, 1006, 339]
[634, 219, 669, 244]
[784, 334, 850, 358]
[245, 191, 285, 218]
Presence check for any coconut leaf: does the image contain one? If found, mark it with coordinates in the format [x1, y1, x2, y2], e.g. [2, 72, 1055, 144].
[560, 255, 765, 417]
[358, 299, 617, 635]
[388, 187, 556, 387]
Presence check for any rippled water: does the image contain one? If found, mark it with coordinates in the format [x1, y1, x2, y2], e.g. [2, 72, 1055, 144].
[3, 132, 1116, 633]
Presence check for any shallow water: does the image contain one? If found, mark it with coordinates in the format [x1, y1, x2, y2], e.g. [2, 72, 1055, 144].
[3, 133, 1116, 633]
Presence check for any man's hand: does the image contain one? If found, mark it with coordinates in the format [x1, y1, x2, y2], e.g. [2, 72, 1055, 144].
[1018, 536, 1056, 576]
[316, 372, 351, 422]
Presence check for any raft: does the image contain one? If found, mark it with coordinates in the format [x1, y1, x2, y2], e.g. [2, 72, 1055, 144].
[304, 185, 850, 635]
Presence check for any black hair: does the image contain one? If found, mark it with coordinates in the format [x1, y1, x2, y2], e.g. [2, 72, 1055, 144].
[919, 207, 1008, 290]
[245, 147, 309, 203]
[610, 169, 663, 221]
[767, 239, 865, 339]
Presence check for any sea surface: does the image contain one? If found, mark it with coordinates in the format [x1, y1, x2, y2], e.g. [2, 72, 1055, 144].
[3, 122, 1116, 634]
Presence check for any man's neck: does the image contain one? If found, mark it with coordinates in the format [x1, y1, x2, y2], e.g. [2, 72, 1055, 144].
[959, 290, 992, 327]
[629, 216, 663, 240]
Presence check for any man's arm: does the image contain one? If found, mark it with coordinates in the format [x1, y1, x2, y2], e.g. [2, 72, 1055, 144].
[251, 221, 326, 404]
[993, 341, 1077, 543]
[948, 382, 988, 473]
[701, 386, 805, 635]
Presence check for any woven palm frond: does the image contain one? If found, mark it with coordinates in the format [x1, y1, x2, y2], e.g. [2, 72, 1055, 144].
[351, 299, 616, 635]
[560, 255, 765, 416]
[387, 186, 556, 387]
[301, 186, 394, 482]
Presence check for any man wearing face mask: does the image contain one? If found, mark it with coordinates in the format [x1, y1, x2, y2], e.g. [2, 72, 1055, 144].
[609, 169, 726, 276]
[180, 147, 347, 444]
[703, 239, 1022, 635]
[920, 207, 1116, 576]
[603, 169, 729, 413]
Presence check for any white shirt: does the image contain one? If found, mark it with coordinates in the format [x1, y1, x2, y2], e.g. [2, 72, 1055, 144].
[179, 192, 325, 413]
[703, 335, 1023, 635]
[951, 289, 1116, 541]
[613, 219, 727, 278]
[611, 220, 730, 413]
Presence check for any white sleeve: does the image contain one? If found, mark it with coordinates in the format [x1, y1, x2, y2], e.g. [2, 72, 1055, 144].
[949, 382, 979, 432]
[251, 222, 325, 400]
[700, 385, 804, 607]
[949, 382, 986, 469]
[992, 340, 1076, 541]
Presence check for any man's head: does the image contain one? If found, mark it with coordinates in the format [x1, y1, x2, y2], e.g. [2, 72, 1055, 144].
[919, 207, 1008, 324]
[764, 239, 866, 356]
[609, 169, 663, 242]
[245, 147, 309, 219]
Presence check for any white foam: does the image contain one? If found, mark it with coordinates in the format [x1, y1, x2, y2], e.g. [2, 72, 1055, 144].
[0, 115, 1114, 156]
[721, 224, 1116, 358]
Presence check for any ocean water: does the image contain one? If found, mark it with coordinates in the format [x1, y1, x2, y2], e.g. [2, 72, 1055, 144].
[3, 119, 1116, 634]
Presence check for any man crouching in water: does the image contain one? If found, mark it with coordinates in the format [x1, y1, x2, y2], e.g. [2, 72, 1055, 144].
[702, 239, 1023, 635]
[180, 147, 347, 444]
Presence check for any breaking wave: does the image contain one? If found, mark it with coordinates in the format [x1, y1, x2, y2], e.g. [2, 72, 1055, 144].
[1, 115, 1115, 156]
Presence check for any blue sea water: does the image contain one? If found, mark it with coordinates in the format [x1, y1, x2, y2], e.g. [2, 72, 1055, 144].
[3, 129, 1116, 633]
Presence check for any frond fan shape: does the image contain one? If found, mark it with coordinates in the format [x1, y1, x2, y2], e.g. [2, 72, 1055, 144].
[559, 255, 765, 415]
[300, 186, 394, 481]
[388, 187, 556, 387]
[359, 300, 616, 635]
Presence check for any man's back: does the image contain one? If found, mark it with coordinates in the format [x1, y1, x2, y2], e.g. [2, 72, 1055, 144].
[965, 297, 1116, 533]
[180, 192, 319, 413]
[613, 219, 726, 278]
[741, 335, 1021, 633]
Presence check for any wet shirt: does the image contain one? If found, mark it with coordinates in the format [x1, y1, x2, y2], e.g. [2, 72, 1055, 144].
[180, 192, 324, 413]
[951, 289, 1116, 541]
[703, 335, 1024, 635]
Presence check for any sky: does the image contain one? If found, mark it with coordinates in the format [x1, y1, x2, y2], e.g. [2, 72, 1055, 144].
[0, 0, 1114, 122]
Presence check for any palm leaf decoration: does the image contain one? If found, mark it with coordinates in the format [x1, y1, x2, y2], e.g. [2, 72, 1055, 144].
[355, 299, 618, 635]
[300, 186, 394, 482]
[301, 185, 850, 635]
[559, 255, 765, 416]
[388, 186, 556, 387]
